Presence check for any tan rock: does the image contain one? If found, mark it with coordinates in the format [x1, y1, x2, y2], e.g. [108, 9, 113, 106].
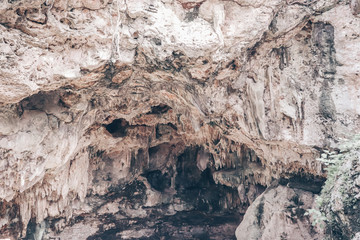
[82, 0, 109, 10]
[236, 185, 324, 240]
[0, 0, 359, 239]
[112, 69, 133, 84]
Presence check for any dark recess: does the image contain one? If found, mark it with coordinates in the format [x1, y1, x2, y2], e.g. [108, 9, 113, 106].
[279, 174, 326, 194]
[144, 170, 171, 192]
[147, 104, 171, 115]
[104, 118, 129, 138]
[175, 147, 241, 213]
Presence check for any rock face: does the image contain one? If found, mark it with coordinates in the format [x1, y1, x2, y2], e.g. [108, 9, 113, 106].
[236, 184, 324, 240]
[0, 0, 360, 239]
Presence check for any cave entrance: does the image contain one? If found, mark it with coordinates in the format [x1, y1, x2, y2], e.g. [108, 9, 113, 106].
[86, 146, 244, 240]
[138, 146, 243, 239]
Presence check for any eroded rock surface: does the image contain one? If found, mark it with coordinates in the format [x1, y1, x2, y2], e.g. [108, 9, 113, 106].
[236, 184, 324, 240]
[0, 0, 360, 239]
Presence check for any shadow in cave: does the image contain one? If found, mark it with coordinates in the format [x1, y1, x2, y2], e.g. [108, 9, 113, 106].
[148, 146, 242, 239]
[86, 146, 243, 240]
[104, 118, 129, 138]
[175, 147, 241, 213]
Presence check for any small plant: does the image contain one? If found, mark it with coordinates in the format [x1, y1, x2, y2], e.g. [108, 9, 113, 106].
[305, 208, 327, 229]
[307, 134, 360, 238]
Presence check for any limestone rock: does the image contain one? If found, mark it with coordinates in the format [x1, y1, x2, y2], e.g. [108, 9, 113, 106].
[236, 184, 324, 240]
[0, 0, 359, 239]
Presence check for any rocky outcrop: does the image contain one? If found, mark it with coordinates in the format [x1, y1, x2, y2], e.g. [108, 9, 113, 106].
[0, 0, 360, 239]
[236, 184, 324, 240]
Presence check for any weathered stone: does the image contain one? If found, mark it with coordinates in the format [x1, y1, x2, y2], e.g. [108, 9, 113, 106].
[351, 0, 360, 15]
[0, 0, 359, 239]
[236, 185, 324, 240]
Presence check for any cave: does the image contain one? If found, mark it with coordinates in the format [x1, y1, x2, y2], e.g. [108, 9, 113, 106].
[1, 1, 360, 240]
[24, 146, 246, 240]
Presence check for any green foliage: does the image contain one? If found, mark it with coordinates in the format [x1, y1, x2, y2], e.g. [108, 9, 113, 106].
[307, 134, 360, 232]
[305, 208, 327, 229]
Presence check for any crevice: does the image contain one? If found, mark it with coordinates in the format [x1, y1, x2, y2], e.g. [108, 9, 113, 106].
[147, 104, 172, 115]
[104, 118, 129, 138]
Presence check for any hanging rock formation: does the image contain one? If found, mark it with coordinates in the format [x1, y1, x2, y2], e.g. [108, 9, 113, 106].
[0, 0, 360, 239]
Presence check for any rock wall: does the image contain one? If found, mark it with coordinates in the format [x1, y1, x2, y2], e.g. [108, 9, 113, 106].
[236, 184, 324, 240]
[0, 0, 360, 239]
